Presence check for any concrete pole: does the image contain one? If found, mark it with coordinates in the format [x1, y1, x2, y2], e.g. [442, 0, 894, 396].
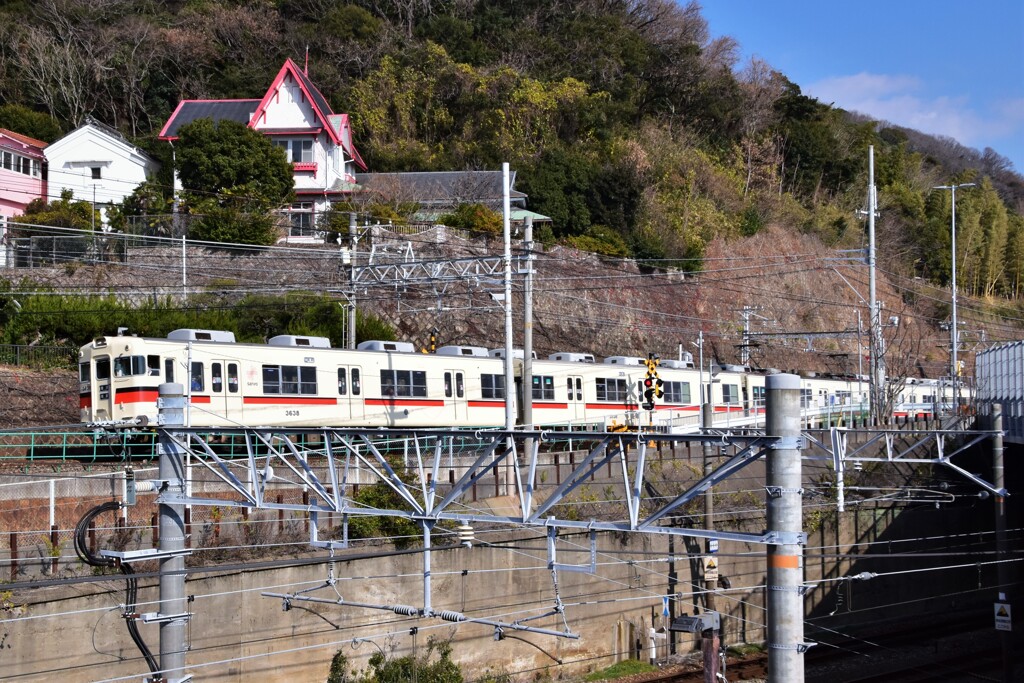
[523, 216, 534, 431]
[157, 383, 188, 683]
[502, 163, 514, 495]
[702, 403, 716, 612]
[765, 373, 804, 683]
[348, 212, 358, 350]
[992, 404, 1013, 683]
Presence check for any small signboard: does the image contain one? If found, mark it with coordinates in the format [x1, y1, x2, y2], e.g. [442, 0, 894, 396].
[995, 602, 1012, 632]
[703, 556, 719, 582]
[706, 538, 719, 554]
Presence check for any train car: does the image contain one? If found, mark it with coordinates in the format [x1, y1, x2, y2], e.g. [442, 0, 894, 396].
[78, 329, 952, 431]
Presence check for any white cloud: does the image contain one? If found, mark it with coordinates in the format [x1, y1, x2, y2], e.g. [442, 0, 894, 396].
[804, 72, 1024, 154]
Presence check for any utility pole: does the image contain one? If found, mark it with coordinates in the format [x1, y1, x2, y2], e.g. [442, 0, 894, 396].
[701, 397, 718, 683]
[523, 215, 534, 431]
[932, 182, 975, 411]
[157, 383, 189, 683]
[867, 146, 885, 424]
[502, 162, 514, 495]
[992, 404, 1013, 683]
[348, 212, 358, 350]
[765, 373, 805, 682]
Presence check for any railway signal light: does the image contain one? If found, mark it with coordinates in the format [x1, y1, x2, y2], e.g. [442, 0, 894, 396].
[642, 353, 661, 411]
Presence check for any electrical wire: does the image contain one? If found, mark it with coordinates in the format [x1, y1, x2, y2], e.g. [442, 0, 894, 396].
[72, 500, 159, 675]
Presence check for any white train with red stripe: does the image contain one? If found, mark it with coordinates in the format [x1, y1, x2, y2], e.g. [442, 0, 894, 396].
[77, 329, 946, 430]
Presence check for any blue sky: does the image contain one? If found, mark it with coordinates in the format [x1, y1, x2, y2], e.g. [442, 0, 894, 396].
[700, 1, 1024, 173]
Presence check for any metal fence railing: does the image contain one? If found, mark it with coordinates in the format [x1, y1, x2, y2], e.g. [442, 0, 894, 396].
[0, 344, 77, 369]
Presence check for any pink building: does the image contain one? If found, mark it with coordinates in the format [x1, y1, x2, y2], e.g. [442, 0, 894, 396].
[0, 128, 47, 228]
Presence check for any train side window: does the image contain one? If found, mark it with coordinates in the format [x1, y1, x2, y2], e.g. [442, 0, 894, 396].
[481, 373, 505, 399]
[96, 357, 110, 380]
[79, 362, 91, 382]
[164, 359, 175, 384]
[351, 369, 361, 395]
[444, 372, 452, 398]
[263, 366, 280, 393]
[211, 363, 223, 393]
[299, 367, 317, 395]
[532, 375, 554, 400]
[147, 355, 160, 376]
[338, 369, 347, 395]
[228, 364, 238, 392]
[191, 362, 204, 392]
[456, 373, 464, 398]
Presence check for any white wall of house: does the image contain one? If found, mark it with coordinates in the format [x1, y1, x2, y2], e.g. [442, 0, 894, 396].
[44, 124, 160, 225]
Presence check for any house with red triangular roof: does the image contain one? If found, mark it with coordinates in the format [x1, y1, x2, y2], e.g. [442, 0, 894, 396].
[0, 128, 47, 228]
[159, 58, 367, 239]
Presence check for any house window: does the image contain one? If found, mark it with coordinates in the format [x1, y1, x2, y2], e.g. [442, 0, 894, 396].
[275, 139, 313, 163]
[285, 202, 316, 237]
[91, 167, 102, 180]
[2, 152, 10, 170]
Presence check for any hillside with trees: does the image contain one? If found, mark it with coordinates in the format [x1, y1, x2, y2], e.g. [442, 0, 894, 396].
[1, 0, 1023, 351]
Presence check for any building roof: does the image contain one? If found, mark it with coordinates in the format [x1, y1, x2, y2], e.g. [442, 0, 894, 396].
[0, 128, 48, 155]
[354, 171, 527, 207]
[48, 116, 158, 164]
[158, 100, 261, 139]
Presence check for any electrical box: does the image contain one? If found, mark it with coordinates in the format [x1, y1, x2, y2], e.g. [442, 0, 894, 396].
[669, 612, 720, 633]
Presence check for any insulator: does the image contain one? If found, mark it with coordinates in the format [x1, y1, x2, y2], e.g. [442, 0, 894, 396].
[391, 604, 420, 616]
[134, 481, 157, 493]
[457, 523, 474, 547]
[435, 610, 466, 622]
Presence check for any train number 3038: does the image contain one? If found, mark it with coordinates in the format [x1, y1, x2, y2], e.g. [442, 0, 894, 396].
[285, 410, 300, 417]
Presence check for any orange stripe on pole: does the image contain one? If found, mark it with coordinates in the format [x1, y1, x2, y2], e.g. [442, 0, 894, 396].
[768, 554, 801, 569]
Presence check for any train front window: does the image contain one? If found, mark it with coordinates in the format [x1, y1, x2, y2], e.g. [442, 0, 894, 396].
[79, 362, 91, 382]
[114, 355, 146, 377]
[147, 355, 160, 376]
[96, 357, 110, 381]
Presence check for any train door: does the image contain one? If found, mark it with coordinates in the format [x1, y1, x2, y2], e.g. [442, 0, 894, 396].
[567, 375, 585, 425]
[444, 369, 467, 425]
[211, 360, 243, 426]
[336, 366, 364, 424]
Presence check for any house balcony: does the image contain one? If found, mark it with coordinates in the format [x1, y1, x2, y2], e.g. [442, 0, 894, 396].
[293, 162, 318, 176]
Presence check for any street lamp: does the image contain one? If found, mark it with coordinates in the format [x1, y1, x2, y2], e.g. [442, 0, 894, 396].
[933, 182, 975, 412]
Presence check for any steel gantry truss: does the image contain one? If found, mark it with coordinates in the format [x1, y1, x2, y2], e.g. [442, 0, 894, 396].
[131, 422, 804, 650]
[154, 426, 802, 548]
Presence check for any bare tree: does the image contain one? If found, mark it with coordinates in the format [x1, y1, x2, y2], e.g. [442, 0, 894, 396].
[17, 26, 96, 125]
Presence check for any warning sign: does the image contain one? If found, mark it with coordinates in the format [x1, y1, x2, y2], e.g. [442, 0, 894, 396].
[703, 556, 719, 582]
[995, 602, 1012, 632]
